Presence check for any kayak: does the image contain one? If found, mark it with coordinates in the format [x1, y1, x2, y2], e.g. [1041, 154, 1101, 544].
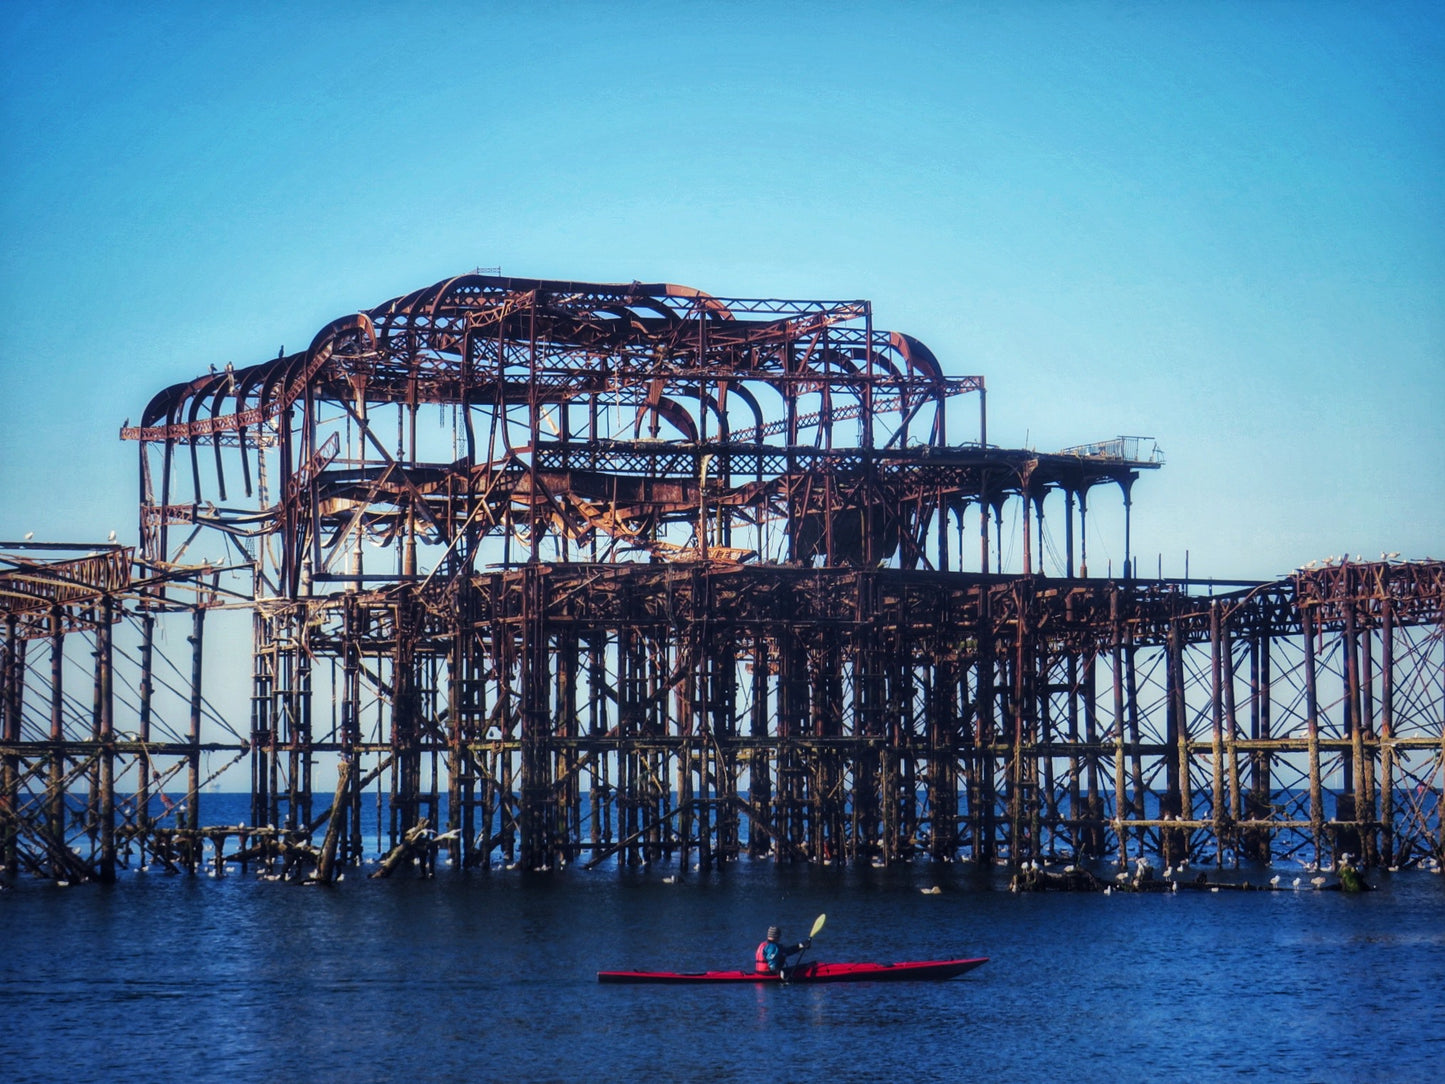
[597, 957, 988, 984]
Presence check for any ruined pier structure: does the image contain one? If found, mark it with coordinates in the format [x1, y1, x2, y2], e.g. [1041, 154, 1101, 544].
[3, 274, 1442, 880]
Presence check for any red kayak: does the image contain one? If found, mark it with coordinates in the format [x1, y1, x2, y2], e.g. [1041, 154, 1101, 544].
[597, 958, 988, 984]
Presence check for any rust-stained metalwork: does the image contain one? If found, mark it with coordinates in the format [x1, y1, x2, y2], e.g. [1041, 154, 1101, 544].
[3, 273, 1442, 881]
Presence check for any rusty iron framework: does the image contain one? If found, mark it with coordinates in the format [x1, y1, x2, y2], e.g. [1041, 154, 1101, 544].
[3, 273, 1443, 881]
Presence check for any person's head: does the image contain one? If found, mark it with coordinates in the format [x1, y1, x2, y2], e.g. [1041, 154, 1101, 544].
[767, 926, 780, 942]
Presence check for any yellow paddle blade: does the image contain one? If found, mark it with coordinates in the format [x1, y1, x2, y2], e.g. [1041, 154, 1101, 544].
[810, 913, 827, 938]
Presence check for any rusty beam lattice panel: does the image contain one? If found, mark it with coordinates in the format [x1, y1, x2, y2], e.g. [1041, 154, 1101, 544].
[0, 543, 249, 881]
[2, 274, 1439, 882]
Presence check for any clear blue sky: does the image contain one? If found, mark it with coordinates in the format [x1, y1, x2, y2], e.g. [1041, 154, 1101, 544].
[3, 0, 1441, 580]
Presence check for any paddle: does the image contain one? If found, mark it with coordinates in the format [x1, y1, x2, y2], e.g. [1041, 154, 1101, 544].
[783, 913, 827, 981]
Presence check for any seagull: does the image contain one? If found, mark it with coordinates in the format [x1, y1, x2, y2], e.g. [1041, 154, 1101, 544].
[108, 530, 117, 542]
[24, 531, 33, 540]
[1269, 875, 1280, 887]
[1292, 877, 1301, 889]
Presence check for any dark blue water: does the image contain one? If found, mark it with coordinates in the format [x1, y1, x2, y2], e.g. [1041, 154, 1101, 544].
[4, 818, 1443, 1082]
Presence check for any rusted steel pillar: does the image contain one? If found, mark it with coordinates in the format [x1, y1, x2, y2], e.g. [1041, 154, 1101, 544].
[517, 565, 551, 870]
[708, 626, 739, 866]
[748, 632, 771, 859]
[1121, 477, 1134, 580]
[1221, 611, 1243, 857]
[1064, 489, 1075, 577]
[678, 640, 696, 871]
[1038, 648, 1059, 858]
[813, 635, 845, 863]
[1341, 601, 1367, 863]
[250, 611, 272, 841]
[1379, 594, 1396, 866]
[1359, 618, 1378, 867]
[2, 613, 20, 876]
[978, 464, 990, 575]
[342, 602, 363, 865]
[974, 585, 997, 864]
[1021, 491, 1032, 576]
[1007, 583, 1038, 865]
[1437, 581, 1445, 862]
[1081, 649, 1105, 858]
[1163, 618, 1189, 868]
[851, 574, 883, 862]
[777, 619, 809, 859]
[1034, 491, 1047, 577]
[1124, 613, 1145, 852]
[929, 655, 960, 860]
[446, 620, 465, 870]
[390, 596, 422, 854]
[1110, 586, 1129, 867]
[186, 606, 203, 843]
[1301, 607, 1325, 864]
[48, 608, 66, 865]
[992, 503, 1005, 575]
[1063, 604, 1082, 853]
[644, 638, 667, 863]
[494, 604, 516, 865]
[136, 610, 154, 864]
[98, 595, 116, 882]
[1245, 630, 1274, 862]
[1209, 602, 1226, 865]
[582, 634, 599, 861]
[555, 629, 580, 865]
[616, 622, 639, 864]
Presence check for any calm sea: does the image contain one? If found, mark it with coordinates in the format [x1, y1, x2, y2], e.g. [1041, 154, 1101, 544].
[3, 797, 1442, 1083]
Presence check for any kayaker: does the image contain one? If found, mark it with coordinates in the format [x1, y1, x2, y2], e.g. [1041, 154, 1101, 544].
[754, 925, 810, 974]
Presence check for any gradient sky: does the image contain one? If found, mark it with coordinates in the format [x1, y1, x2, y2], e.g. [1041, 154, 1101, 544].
[3, 1, 1441, 581]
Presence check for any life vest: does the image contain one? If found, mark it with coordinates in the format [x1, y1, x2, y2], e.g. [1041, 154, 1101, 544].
[755, 940, 776, 973]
